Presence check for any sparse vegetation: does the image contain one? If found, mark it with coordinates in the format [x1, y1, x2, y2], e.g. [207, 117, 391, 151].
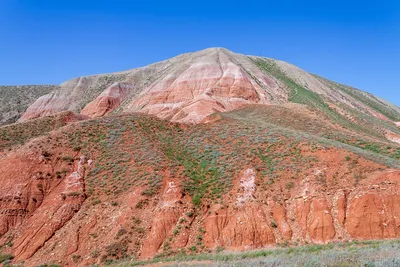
[0, 111, 74, 151]
[0, 253, 14, 263]
[0, 85, 56, 125]
[111, 239, 400, 266]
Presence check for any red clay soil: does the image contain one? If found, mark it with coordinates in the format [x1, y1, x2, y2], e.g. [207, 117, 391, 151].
[0, 130, 398, 267]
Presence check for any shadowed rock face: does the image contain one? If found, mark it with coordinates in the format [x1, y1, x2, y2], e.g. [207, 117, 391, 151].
[19, 48, 400, 124]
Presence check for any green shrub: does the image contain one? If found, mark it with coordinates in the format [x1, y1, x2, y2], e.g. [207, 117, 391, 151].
[192, 194, 201, 206]
[0, 254, 14, 263]
[285, 182, 294, 190]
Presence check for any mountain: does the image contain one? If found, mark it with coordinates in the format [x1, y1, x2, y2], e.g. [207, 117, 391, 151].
[0, 48, 399, 266]
[19, 48, 400, 125]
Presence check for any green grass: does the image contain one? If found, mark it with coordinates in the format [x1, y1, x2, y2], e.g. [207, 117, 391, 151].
[110, 239, 400, 267]
[136, 118, 228, 205]
[249, 57, 400, 141]
[223, 106, 400, 168]
[315, 75, 400, 122]
[0, 111, 75, 151]
[0, 253, 14, 263]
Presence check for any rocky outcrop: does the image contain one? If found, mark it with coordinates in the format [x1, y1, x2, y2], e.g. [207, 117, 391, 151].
[81, 82, 134, 118]
[126, 50, 280, 123]
[0, 151, 55, 238]
[270, 201, 292, 241]
[204, 169, 275, 250]
[140, 178, 184, 258]
[204, 168, 400, 250]
[20, 74, 129, 120]
[306, 198, 335, 243]
[0, 114, 399, 266]
[0, 147, 89, 262]
[204, 203, 275, 250]
[346, 171, 400, 239]
[20, 77, 96, 120]
[13, 156, 87, 261]
[386, 131, 400, 144]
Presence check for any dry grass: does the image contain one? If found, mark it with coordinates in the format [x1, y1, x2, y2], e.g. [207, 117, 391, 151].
[112, 240, 400, 267]
[0, 85, 56, 125]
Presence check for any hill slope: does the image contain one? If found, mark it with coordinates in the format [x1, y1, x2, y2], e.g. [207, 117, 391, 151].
[0, 48, 399, 266]
[0, 85, 57, 125]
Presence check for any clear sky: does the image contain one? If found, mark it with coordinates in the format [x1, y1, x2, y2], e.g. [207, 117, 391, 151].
[1, 0, 399, 106]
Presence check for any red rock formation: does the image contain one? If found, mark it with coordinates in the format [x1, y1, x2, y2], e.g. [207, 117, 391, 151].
[386, 131, 400, 144]
[18, 48, 285, 123]
[337, 191, 347, 227]
[296, 199, 311, 240]
[270, 201, 292, 241]
[20, 77, 97, 120]
[2, 92, 400, 266]
[346, 171, 400, 240]
[0, 141, 399, 266]
[0, 145, 89, 264]
[140, 179, 183, 258]
[81, 82, 134, 118]
[204, 203, 275, 250]
[13, 156, 87, 260]
[127, 50, 277, 123]
[307, 198, 335, 243]
[204, 169, 275, 250]
[0, 151, 56, 238]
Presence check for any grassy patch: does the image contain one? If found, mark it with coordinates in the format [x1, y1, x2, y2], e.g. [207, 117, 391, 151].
[110, 239, 400, 266]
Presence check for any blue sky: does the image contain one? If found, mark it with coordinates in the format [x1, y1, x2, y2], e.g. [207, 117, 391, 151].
[1, 0, 399, 106]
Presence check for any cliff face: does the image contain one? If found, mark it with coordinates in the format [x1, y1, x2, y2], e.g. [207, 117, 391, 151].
[1, 48, 400, 266]
[0, 144, 87, 262]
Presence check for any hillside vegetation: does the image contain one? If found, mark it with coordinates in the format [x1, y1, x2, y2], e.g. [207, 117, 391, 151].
[0, 85, 57, 125]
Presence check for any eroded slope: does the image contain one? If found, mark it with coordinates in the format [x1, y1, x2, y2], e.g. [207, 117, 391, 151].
[0, 106, 399, 266]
